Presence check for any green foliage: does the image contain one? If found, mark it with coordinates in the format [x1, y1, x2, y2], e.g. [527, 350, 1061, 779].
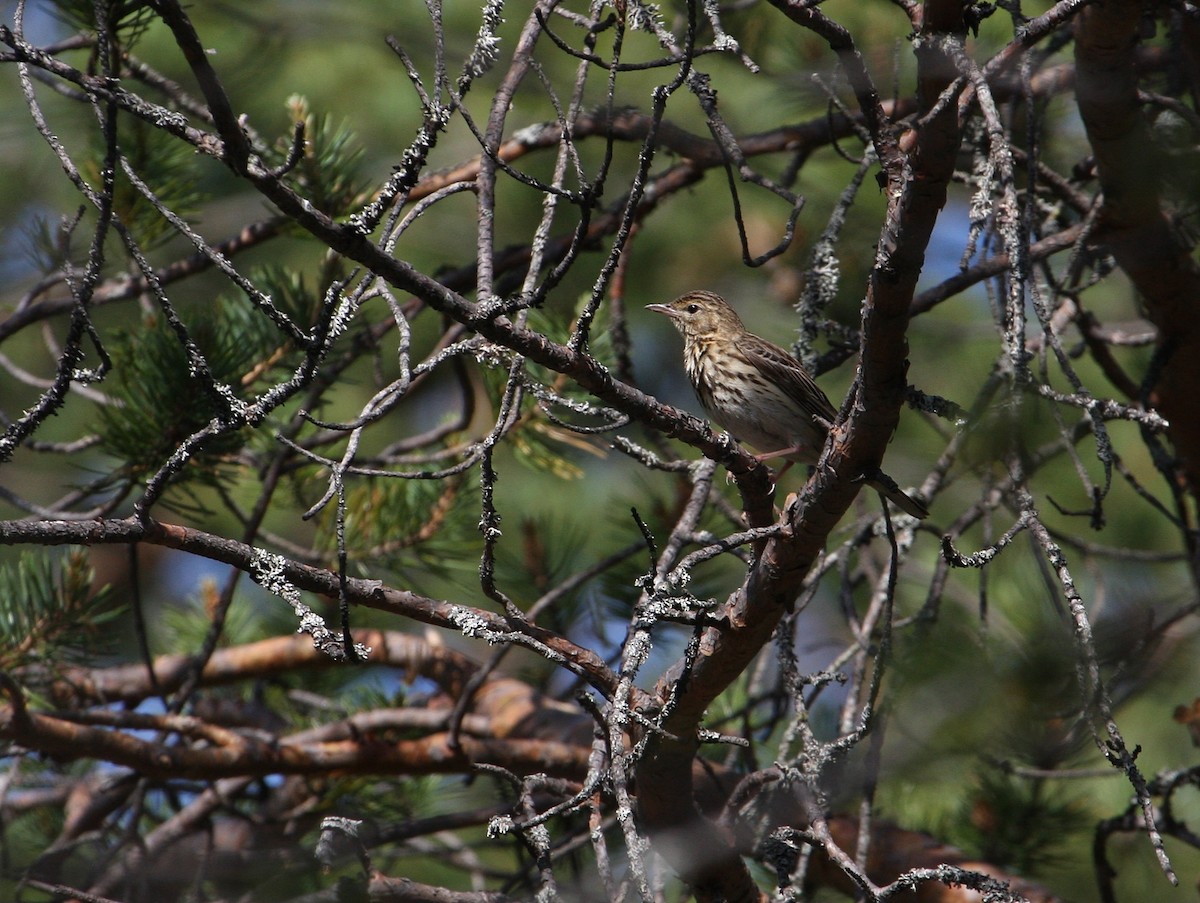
[21, 214, 90, 280]
[0, 801, 69, 903]
[94, 117, 207, 250]
[95, 301, 267, 487]
[0, 548, 118, 671]
[335, 475, 476, 584]
[1152, 107, 1200, 221]
[48, 0, 155, 49]
[157, 579, 270, 652]
[323, 771, 437, 826]
[250, 264, 327, 332]
[225, 264, 328, 380]
[510, 297, 622, 479]
[508, 418, 598, 481]
[273, 96, 371, 218]
[951, 769, 1088, 875]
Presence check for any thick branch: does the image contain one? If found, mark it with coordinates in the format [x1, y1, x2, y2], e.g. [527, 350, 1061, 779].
[1075, 1, 1200, 500]
[633, 5, 967, 901]
[28, 631, 477, 708]
[0, 702, 590, 781]
[0, 516, 624, 699]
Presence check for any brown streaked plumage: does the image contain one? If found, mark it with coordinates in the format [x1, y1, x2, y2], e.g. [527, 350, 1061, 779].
[647, 290, 928, 519]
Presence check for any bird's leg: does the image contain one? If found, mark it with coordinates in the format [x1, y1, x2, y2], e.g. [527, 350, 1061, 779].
[751, 447, 804, 477]
[770, 458, 794, 481]
[755, 413, 832, 475]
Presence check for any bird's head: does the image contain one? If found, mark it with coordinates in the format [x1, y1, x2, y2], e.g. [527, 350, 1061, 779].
[645, 290, 744, 341]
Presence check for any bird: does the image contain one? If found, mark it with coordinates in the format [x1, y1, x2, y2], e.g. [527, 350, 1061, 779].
[646, 290, 929, 519]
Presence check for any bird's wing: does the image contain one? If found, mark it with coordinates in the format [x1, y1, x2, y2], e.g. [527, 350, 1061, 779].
[742, 336, 839, 423]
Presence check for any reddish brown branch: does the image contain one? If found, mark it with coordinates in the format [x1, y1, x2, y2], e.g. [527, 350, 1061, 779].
[0, 706, 591, 781]
[29, 630, 478, 708]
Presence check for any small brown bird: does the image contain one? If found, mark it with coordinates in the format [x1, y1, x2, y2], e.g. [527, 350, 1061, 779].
[647, 290, 928, 519]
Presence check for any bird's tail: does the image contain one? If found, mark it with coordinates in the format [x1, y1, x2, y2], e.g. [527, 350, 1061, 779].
[865, 474, 929, 520]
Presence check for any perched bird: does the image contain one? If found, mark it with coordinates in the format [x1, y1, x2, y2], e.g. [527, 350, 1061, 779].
[647, 290, 929, 519]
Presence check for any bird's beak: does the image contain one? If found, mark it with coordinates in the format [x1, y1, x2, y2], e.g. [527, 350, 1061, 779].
[645, 303, 678, 319]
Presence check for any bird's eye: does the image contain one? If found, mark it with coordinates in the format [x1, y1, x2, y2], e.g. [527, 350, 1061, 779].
[685, 304, 699, 314]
